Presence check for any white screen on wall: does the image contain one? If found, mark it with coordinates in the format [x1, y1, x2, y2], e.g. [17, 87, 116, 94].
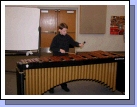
[5, 7, 40, 50]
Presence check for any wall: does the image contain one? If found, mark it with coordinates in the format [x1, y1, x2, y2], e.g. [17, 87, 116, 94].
[76, 5, 125, 52]
[5, 5, 125, 52]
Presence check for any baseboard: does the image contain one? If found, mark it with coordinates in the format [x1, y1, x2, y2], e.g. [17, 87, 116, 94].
[5, 50, 39, 56]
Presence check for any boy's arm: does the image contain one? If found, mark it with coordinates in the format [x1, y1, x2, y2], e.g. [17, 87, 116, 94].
[50, 37, 60, 52]
[69, 35, 85, 48]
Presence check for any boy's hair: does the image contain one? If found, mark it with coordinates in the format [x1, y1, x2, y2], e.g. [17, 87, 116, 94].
[59, 23, 68, 30]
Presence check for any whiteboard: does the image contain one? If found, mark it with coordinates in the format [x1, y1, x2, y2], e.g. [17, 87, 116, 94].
[5, 7, 40, 50]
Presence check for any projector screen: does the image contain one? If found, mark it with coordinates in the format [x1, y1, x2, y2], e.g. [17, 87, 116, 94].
[5, 7, 40, 50]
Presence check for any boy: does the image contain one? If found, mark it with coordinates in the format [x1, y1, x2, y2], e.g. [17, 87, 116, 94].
[49, 23, 84, 93]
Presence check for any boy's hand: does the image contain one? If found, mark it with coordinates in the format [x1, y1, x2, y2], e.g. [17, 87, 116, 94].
[79, 41, 86, 47]
[60, 49, 65, 53]
[79, 43, 84, 47]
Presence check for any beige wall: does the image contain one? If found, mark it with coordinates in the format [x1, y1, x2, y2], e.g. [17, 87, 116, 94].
[76, 5, 125, 52]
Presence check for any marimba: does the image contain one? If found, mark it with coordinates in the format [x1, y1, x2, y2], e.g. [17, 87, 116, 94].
[16, 50, 125, 95]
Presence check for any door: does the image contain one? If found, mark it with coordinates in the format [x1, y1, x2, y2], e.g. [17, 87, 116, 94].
[58, 10, 76, 40]
[40, 10, 57, 48]
[40, 9, 76, 53]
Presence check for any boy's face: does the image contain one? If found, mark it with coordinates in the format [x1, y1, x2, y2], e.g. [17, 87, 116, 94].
[59, 28, 67, 36]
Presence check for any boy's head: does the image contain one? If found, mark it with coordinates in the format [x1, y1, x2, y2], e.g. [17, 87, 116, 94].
[58, 23, 68, 36]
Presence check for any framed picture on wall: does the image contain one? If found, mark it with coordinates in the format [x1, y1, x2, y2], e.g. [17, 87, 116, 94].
[110, 16, 125, 35]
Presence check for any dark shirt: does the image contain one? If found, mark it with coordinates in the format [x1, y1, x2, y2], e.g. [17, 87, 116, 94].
[50, 33, 80, 56]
